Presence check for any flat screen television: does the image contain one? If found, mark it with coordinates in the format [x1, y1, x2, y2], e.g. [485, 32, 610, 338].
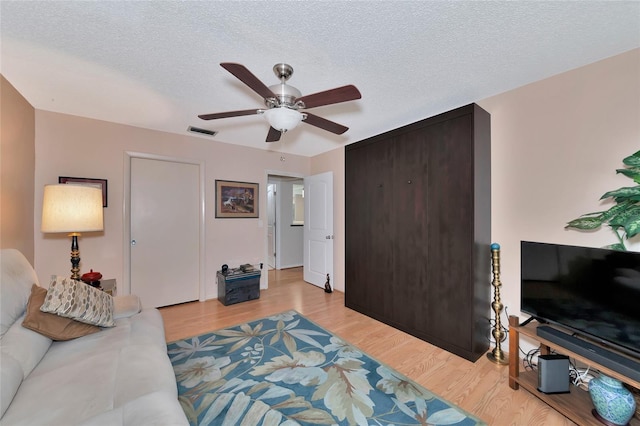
[520, 241, 640, 359]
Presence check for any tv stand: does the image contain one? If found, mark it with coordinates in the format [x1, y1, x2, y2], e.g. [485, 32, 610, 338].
[508, 315, 640, 426]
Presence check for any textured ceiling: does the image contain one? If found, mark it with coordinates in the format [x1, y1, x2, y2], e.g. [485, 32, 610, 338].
[1, 1, 639, 157]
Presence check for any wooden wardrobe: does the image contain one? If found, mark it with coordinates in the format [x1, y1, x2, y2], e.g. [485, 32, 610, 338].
[345, 103, 491, 362]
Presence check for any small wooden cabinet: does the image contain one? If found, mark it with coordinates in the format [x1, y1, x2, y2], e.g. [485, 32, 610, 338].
[508, 315, 640, 426]
[217, 270, 260, 306]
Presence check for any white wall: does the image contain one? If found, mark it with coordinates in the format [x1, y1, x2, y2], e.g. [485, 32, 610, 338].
[34, 111, 310, 299]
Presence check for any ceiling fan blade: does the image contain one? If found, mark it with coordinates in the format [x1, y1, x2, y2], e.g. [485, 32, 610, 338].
[266, 127, 282, 142]
[303, 113, 349, 135]
[297, 85, 361, 109]
[198, 109, 260, 120]
[220, 63, 276, 100]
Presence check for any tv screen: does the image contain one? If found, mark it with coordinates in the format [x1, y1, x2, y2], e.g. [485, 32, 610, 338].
[520, 241, 640, 358]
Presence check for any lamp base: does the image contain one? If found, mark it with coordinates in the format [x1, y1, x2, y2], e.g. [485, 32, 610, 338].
[69, 233, 81, 280]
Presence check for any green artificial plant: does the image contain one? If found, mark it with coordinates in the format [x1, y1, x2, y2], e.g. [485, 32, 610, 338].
[566, 150, 640, 251]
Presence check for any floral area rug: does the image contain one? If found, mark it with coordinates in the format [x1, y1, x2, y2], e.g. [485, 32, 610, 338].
[167, 310, 486, 426]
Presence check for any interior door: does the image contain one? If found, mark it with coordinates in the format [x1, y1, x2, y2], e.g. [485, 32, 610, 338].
[130, 157, 200, 308]
[303, 171, 333, 288]
[267, 183, 276, 268]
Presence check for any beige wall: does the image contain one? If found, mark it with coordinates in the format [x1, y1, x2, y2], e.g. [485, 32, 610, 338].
[34, 111, 310, 297]
[9, 48, 640, 312]
[478, 48, 639, 321]
[1, 75, 35, 263]
[312, 48, 640, 316]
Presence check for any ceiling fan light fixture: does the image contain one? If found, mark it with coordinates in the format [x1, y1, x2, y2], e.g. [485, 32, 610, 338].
[263, 107, 303, 133]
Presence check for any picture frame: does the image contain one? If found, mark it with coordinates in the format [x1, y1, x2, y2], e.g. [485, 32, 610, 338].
[58, 176, 108, 207]
[215, 180, 259, 218]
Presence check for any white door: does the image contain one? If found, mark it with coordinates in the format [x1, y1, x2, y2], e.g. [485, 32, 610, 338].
[130, 157, 200, 308]
[303, 171, 333, 288]
[267, 183, 276, 268]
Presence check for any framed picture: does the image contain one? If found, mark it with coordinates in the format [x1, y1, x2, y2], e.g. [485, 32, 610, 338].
[215, 180, 259, 218]
[59, 176, 108, 207]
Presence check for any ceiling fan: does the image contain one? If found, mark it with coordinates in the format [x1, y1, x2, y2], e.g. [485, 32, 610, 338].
[198, 63, 361, 142]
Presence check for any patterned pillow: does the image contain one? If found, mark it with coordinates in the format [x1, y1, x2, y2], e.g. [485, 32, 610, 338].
[40, 276, 115, 327]
[23, 284, 101, 340]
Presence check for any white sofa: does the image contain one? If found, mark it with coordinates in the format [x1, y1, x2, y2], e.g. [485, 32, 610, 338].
[0, 249, 188, 425]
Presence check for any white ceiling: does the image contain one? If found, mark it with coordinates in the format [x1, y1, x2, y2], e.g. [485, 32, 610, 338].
[1, 1, 639, 157]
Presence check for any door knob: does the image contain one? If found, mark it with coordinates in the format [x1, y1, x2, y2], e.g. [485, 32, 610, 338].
[131, 240, 137, 246]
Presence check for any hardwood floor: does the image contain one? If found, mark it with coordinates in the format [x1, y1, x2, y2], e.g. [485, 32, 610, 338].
[159, 267, 574, 426]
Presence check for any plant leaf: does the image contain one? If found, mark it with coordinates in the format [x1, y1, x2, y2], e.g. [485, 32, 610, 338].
[609, 205, 640, 227]
[579, 211, 606, 218]
[600, 202, 633, 222]
[622, 150, 640, 167]
[600, 186, 640, 202]
[566, 217, 603, 230]
[569, 151, 640, 247]
[623, 211, 640, 238]
[616, 167, 640, 184]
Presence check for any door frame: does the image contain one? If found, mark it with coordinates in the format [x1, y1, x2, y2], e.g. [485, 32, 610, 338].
[123, 151, 206, 301]
[264, 169, 304, 290]
[267, 183, 277, 269]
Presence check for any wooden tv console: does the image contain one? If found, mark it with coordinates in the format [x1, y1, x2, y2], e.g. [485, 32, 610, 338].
[508, 315, 640, 426]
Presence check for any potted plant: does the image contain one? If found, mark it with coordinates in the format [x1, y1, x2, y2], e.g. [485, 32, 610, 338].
[566, 150, 640, 251]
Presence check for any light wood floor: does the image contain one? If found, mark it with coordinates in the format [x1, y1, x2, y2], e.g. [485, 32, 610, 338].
[159, 267, 574, 426]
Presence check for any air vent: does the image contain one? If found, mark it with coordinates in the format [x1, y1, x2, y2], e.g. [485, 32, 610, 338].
[188, 126, 217, 137]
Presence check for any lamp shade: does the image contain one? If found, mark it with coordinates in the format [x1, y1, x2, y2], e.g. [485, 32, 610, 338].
[263, 107, 303, 132]
[42, 184, 104, 233]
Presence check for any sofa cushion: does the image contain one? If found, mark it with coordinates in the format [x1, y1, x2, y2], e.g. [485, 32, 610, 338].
[40, 276, 115, 327]
[1, 309, 188, 425]
[0, 353, 23, 418]
[22, 284, 101, 341]
[0, 249, 39, 337]
[0, 314, 52, 378]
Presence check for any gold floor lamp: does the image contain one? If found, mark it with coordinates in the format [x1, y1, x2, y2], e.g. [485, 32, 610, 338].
[41, 184, 104, 280]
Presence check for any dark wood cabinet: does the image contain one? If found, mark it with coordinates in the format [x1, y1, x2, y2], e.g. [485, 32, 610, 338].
[345, 103, 491, 362]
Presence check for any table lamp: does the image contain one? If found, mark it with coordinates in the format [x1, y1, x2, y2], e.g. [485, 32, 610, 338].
[41, 184, 104, 280]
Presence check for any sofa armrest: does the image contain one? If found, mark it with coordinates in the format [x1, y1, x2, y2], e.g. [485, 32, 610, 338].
[113, 295, 142, 320]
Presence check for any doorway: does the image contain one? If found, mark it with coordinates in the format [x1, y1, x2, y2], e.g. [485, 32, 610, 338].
[265, 171, 334, 290]
[267, 174, 304, 271]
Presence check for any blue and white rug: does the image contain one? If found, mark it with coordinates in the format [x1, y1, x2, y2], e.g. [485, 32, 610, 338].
[168, 310, 486, 426]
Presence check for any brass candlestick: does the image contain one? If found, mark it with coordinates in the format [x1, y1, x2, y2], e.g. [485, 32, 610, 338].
[487, 242, 509, 365]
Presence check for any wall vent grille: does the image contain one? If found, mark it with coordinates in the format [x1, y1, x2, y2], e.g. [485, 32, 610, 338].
[188, 126, 217, 137]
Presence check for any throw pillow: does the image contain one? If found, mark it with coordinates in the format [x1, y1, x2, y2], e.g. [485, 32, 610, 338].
[40, 276, 115, 327]
[113, 294, 142, 319]
[22, 284, 100, 340]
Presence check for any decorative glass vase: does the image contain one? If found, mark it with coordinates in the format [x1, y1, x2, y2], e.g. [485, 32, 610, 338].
[589, 374, 636, 426]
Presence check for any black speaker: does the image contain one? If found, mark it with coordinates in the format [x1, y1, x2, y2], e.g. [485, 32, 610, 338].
[538, 354, 570, 394]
